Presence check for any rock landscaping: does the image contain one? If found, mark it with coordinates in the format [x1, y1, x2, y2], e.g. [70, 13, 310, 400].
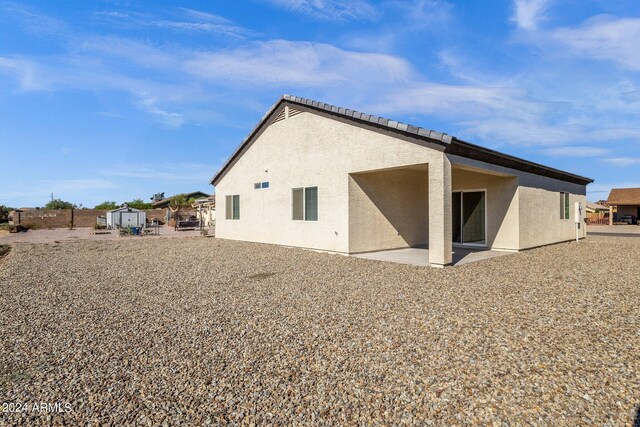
[1, 236, 639, 425]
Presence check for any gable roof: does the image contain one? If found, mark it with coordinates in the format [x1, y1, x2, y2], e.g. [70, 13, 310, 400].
[211, 95, 593, 186]
[586, 202, 609, 211]
[194, 195, 216, 205]
[607, 188, 640, 205]
[108, 205, 144, 213]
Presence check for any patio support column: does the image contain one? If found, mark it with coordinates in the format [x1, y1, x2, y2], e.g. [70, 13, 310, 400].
[609, 206, 613, 226]
[428, 154, 453, 267]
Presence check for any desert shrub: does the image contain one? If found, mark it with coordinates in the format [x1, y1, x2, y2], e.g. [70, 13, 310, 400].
[0, 245, 10, 259]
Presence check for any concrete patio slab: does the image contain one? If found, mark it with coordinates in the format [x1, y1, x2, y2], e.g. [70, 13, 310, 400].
[352, 247, 516, 267]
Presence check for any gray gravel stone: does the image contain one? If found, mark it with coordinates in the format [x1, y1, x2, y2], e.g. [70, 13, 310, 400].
[0, 236, 639, 425]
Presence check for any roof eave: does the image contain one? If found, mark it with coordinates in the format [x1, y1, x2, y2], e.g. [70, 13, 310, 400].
[448, 138, 594, 186]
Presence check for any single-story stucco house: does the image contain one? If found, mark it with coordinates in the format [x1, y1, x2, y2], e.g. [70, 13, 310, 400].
[606, 188, 640, 224]
[211, 95, 592, 267]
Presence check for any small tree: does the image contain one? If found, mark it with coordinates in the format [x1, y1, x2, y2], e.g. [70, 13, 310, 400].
[170, 194, 198, 208]
[94, 201, 119, 210]
[0, 205, 13, 223]
[45, 199, 76, 210]
[169, 194, 197, 230]
[125, 198, 153, 210]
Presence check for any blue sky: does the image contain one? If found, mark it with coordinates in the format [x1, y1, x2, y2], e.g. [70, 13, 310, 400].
[1, 0, 639, 208]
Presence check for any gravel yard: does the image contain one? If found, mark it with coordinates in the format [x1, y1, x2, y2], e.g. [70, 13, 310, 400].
[1, 236, 639, 425]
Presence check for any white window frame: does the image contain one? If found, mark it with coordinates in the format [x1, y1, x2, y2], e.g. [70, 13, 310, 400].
[452, 188, 488, 248]
[560, 192, 570, 220]
[225, 195, 240, 220]
[292, 186, 318, 221]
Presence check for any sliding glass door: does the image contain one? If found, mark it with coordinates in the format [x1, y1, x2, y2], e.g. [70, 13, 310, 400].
[452, 190, 486, 246]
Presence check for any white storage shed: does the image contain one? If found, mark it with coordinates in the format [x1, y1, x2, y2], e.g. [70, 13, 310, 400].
[106, 205, 146, 229]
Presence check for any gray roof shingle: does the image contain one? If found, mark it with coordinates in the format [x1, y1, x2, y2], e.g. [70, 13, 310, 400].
[282, 94, 451, 144]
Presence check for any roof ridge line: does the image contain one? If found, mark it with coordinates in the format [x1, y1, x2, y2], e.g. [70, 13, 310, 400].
[282, 94, 452, 144]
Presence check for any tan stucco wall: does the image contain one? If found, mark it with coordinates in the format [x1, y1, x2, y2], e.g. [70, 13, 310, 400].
[518, 188, 587, 249]
[214, 110, 444, 253]
[348, 167, 428, 253]
[447, 154, 588, 250]
[451, 167, 520, 250]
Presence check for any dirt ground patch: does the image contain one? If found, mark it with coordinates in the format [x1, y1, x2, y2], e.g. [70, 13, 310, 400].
[1, 236, 639, 425]
[0, 226, 205, 245]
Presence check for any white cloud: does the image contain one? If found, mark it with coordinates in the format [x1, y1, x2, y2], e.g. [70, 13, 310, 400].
[136, 97, 185, 128]
[3, 1, 639, 151]
[0, 56, 45, 90]
[550, 15, 640, 71]
[183, 40, 414, 87]
[0, 179, 117, 207]
[385, 0, 451, 27]
[76, 35, 182, 70]
[511, 0, 549, 30]
[93, 7, 254, 38]
[0, 1, 67, 35]
[105, 163, 214, 182]
[461, 117, 640, 147]
[94, 11, 129, 19]
[155, 9, 254, 38]
[367, 83, 539, 118]
[604, 157, 640, 167]
[42, 179, 117, 191]
[342, 0, 452, 52]
[263, 0, 378, 21]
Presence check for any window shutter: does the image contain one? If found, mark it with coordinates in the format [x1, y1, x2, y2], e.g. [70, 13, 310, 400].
[560, 193, 564, 219]
[225, 195, 232, 220]
[305, 187, 318, 221]
[232, 195, 240, 220]
[292, 188, 303, 220]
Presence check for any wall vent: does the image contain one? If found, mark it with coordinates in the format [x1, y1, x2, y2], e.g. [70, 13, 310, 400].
[272, 106, 304, 124]
[272, 108, 286, 123]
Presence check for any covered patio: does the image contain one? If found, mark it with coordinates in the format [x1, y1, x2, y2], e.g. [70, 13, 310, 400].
[348, 158, 519, 267]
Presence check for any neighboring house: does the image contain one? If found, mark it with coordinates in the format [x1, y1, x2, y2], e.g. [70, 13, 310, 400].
[152, 191, 210, 224]
[211, 95, 593, 267]
[151, 191, 211, 209]
[586, 202, 609, 212]
[585, 202, 610, 225]
[606, 188, 640, 223]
